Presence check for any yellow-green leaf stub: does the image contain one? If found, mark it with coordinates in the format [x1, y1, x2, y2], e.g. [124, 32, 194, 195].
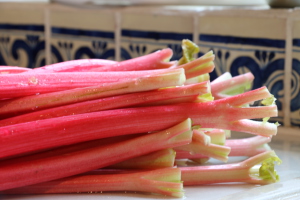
[261, 95, 276, 106]
[259, 155, 282, 183]
[178, 39, 200, 65]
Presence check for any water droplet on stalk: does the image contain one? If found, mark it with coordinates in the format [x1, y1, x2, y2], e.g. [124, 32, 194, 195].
[28, 77, 38, 85]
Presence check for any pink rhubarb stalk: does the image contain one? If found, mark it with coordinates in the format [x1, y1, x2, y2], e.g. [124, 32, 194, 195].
[0, 66, 32, 74]
[0, 119, 192, 191]
[226, 136, 271, 157]
[211, 72, 254, 99]
[0, 81, 209, 126]
[181, 150, 281, 185]
[0, 69, 186, 99]
[1, 168, 183, 198]
[0, 87, 277, 158]
[0, 68, 185, 118]
[90, 48, 173, 72]
[24, 59, 117, 74]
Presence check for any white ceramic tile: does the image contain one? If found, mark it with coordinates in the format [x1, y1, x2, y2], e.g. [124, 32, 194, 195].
[197, 10, 287, 125]
[291, 16, 300, 127]
[121, 11, 193, 60]
[0, 5, 45, 68]
[50, 7, 115, 62]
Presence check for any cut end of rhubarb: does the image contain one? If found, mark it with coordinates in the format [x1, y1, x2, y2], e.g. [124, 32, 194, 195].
[141, 168, 184, 198]
[247, 151, 282, 184]
[230, 119, 278, 137]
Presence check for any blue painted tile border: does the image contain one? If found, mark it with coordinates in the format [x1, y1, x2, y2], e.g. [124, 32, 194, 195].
[122, 29, 193, 41]
[0, 24, 44, 32]
[293, 38, 300, 47]
[199, 34, 286, 49]
[52, 27, 114, 39]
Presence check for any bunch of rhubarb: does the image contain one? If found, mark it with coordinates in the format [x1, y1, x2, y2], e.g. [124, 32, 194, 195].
[0, 39, 281, 198]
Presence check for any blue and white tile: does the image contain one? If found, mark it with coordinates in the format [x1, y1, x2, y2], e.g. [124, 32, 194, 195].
[50, 8, 115, 63]
[0, 6, 45, 68]
[121, 10, 193, 60]
[197, 13, 287, 124]
[291, 15, 300, 127]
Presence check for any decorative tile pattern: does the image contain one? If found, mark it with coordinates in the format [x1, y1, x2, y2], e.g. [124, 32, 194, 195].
[0, 8, 45, 68]
[121, 12, 193, 60]
[291, 18, 300, 127]
[50, 9, 115, 63]
[197, 14, 287, 125]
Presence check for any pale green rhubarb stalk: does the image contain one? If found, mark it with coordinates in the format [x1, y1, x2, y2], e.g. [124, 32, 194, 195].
[0, 69, 188, 99]
[0, 119, 192, 191]
[181, 150, 282, 185]
[0, 66, 32, 74]
[226, 136, 271, 157]
[211, 72, 254, 99]
[211, 72, 232, 83]
[0, 68, 186, 119]
[174, 129, 231, 162]
[1, 168, 183, 198]
[0, 81, 209, 126]
[174, 129, 227, 162]
[184, 74, 210, 85]
[175, 132, 271, 161]
[0, 87, 277, 159]
[202, 129, 227, 145]
[108, 148, 176, 170]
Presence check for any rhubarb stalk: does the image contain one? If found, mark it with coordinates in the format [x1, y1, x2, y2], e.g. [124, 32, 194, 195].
[0, 119, 192, 191]
[1, 168, 183, 198]
[0, 87, 277, 158]
[181, 150, 281, 185]
[0, 68, 185, 118]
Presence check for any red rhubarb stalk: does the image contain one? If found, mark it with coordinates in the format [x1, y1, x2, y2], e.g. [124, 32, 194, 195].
[181, 150, 281, 185]
[108, 148, 176, 169]
[0, 68, 185, 118]
[1, 168, 183, 198]
[0, 81, 209, 126]
[0, 119, 192, 191]
[0, 88, 277, 158]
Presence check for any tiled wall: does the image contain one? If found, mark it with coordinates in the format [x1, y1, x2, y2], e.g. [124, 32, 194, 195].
[50, 8, 116, 62]
[0, 5, 45, 68]
[0, 3, 299, 130]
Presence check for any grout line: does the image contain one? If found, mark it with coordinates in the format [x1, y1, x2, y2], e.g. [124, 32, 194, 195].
[193, 14, 199, 59]
[283, 12, 293, 127]
[114, 11, 121, 62]
[44, 7, 51, 65]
